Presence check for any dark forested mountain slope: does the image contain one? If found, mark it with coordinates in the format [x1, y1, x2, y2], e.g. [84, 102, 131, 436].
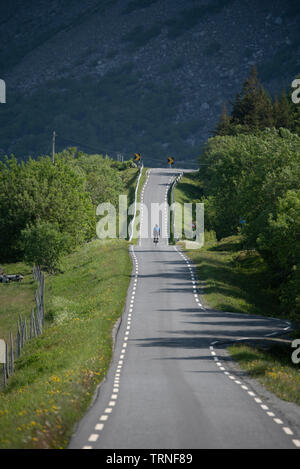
[0, 0, 299, 166]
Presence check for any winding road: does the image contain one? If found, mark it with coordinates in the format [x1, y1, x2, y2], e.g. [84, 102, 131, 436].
[69, 168, 300, 449]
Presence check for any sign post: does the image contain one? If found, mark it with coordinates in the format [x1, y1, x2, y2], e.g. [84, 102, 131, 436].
[239, 216, 246, 232]
[0, 339, 6, 387]
[0, 339, 5, 364]
[168, 156, 175, 167]
[134, 153, 142, 166]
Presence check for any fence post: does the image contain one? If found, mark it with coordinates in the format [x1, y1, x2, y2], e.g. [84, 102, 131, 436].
[3, 363, 6, 388]
[9, 332, 14, 375]
[22, 317, 26, 346]
[24, 317, 27, 343]
[41, 271, 44, 327]
[41, 272, 45, 325]
[1, 340, 7, 388]
[17, 320, 21, 358]
[19, 316, 23, 348]
[5, 342, 9, 381]
[33, 309, 37, 337]
[4, 342, 8, 385]
[34, 265, 44, 333]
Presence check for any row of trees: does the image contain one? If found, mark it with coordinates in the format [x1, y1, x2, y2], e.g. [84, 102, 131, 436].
[215, 66, 300, 137]
[200, 67, 300, 316]
[0, 149, 132, 271]
[200, 127, 300, 316]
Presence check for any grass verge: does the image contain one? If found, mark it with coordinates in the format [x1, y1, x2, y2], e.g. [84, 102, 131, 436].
[173, 171, 202, 240]
[174, 172, 293, 317]
[173, 171, 202, 206]
[186, 235, 283, 317]
[228, 342, 300, 406]
[0, 263, 35, 342]
[120, 167, 140, 205]
[0, 239, 131, 448]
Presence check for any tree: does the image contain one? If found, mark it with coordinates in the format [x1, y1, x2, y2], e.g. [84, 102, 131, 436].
[214, 103, 232, 136]
[21, 222, 71, 273]
[200, 128, 300, 241]
[200, 128, 300, 315]
[0, 155, 94, 260]
[257, 190, 300, 315]
[290, 76, 300, 136]
[69, 153, 125, 207]
[231, 65, 274, 132]
[273, 90, 294, 129]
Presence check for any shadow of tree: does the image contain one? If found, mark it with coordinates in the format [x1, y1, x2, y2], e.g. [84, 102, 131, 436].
[190, 243, 280, 317]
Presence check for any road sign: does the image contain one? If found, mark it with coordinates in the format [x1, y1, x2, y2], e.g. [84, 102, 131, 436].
[168, 156, 174, 165]
[134, 153, 141, 162]
[239, 216, 246, 232]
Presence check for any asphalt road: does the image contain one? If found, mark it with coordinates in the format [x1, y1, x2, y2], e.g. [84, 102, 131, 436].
[69, 168, 299, 449]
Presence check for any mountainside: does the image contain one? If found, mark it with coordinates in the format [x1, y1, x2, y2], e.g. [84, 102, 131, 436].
[1, 0, 299, 166]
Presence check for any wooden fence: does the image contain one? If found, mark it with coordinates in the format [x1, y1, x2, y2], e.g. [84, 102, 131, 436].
[1, 265, 45, 389]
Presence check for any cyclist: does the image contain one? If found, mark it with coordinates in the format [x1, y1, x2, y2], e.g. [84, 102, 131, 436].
[153, 224, 160, 244]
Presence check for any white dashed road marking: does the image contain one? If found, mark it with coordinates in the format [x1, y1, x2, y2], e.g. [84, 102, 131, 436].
[208, 340, 300, 447]
[83, 244, 140, 448]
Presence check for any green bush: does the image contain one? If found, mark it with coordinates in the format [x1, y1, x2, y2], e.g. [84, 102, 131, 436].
[257, 190, 300, 315]
[201, 128, 300, 240]
[200, 128, 300, 316]
[0, 155, 94, 261]
[21, 222, 71, 273]
[62, 151, 125, 207]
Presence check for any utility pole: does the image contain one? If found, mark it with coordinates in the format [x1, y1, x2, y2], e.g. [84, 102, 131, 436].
[52, 131, 56, 164]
